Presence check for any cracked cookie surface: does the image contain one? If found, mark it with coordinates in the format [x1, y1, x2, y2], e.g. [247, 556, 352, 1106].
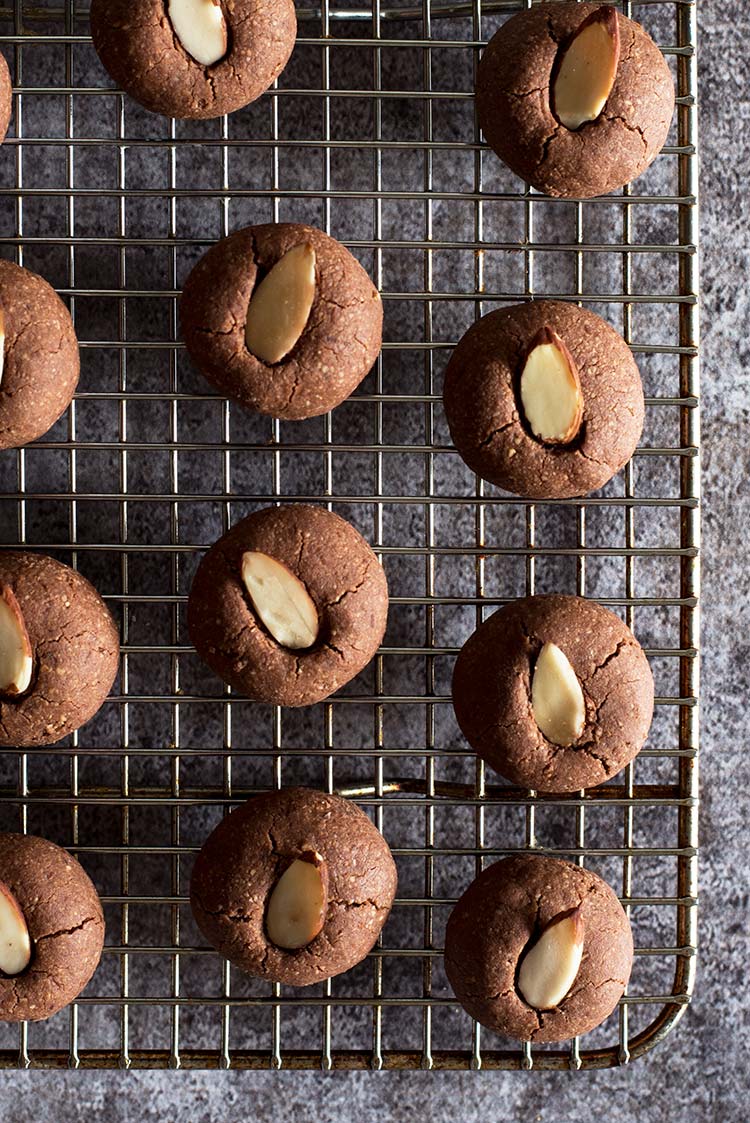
[187, 504, 389, 706]
[0, 260, 80, 451]
[180, 223, 383, 421]
[0, 833, 105, 1022]
[0, 552, 120, 747]
[445, 854, 633, 1043]
[452, 594, 654, 792]
[476, 3, 674, 198]
[190, 787, 397, 986]
[90, 0, 296, 120]
[443, 300, 644, 499]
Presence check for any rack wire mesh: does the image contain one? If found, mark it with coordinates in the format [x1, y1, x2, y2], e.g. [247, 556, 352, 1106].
[0, 0, 699, 1070]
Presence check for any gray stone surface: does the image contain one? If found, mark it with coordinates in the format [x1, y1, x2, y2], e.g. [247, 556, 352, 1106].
[0, 1, 745, 1118]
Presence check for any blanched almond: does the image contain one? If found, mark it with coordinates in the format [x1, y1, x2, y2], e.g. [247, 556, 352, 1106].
[245, 244, 317, 365]
[168, 0, 228, 68]
[266, 852, 328, 950]
[0, 879, 31, 976]
[531, 641, 586, 746]
[552, 6, 620, 131]
[517, 907, 584, 1010]
[519, 327, 583, 445]
[0, 584, 33, 696]
[240, 550, 319, 650]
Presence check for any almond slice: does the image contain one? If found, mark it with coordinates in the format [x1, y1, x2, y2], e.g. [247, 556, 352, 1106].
[517, 907, 584, 1010]
[552, 6, 620, 131]
[531, 641, 586, 746]
[245, 244, 317, 365]
[0, 305, 5, 388]
[0, 584, 33, 696]
[168, 0, 228, 68]
[240, 550, 319, 650]
[266, 852, 328, 950]
[0, 879, 31, 976]
[519, 327, 583, 445]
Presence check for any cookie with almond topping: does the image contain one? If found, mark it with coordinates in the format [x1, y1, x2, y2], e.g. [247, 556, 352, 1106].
[0, 833, 105, 1022]
[90, 0, 296, 120]
[443, 300, 644, 499]
[476, 3, 675, 197]
[0, 552, 120, 747]
[187, 504, 388, 706]
[452, 594, 653, 792]
[180, 223, 382, 421]
[191, 787, 397, 986]
[445, 855, 633, 1042]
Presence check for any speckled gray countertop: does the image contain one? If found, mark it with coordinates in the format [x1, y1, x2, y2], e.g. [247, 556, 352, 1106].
[0, 1, 746, 1118]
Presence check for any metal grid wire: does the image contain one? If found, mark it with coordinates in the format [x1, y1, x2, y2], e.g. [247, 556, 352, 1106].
[0, 0, 698, 1070]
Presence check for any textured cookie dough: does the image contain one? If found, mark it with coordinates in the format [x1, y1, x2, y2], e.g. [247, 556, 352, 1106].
[452, 595, 654, 792]
[443, 300, 644, 499]
[90, 0, 296, 120]
[0, 260, 80, 451]
[0, 552, 120, 747]
[188, 504, 388, 706]
[190, 787, 397, 985]
[0, 833, 105, 1022]
[445, 855, 633, 1043]
[0, 52, 12, 146]
[180, 223, 383, 421]
[476, 3, 675, 198]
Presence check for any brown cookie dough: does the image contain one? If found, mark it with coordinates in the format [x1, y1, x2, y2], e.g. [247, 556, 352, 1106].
[445, 855, 633, 1043]
[0, 53, 12, 146]
[0, 552, 120, 748]
[191, 787, 397, 986]
[188, 504, 388, 706]
[0, 261, 80, 451]
[443, 300, 644, 499]
[180, 223, 383, 421]
[0, 833, 105, 1022]
[90, 0, 296, 120]
[477, 3, 675, 198]
[452, 595, 654, 792]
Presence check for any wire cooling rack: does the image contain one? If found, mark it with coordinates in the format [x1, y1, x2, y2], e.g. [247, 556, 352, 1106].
[0, 0, 699, 1071]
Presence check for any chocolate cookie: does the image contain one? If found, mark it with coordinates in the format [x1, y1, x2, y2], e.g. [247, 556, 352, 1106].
[452, 595, 654, 792]
[90, 0, 296, 120]
[445, 855, 633, 1043]
[191, 787, 397, 986]
[0, 833, 105, 1022]
[443, 300, 644, 499]
[188, 504, 388, 706]
[0, 53, 12, 146]
[0, 260, 80, 450]
[477, 3, 675, 198]
[180, 223, 382, 421]
[0, 552, 120, 747]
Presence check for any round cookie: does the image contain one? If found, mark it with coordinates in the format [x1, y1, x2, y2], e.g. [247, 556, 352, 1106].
[445, 855, 633, 1043]
[443, 300, 644, 499]
[452, 595, 654, 792]
[0, 833, 105, 1022]
[180, 223, 383, 421]
[0, 261, 80, 450]
[90, 0, 296, 120]
[0, 552, 120, 748]
[0, 52, 12, 146]
[191, 787, 397, 986]
[477, 3, 675, 198]
[477, 3, 674, 199]
[188, 504, 388, 706]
